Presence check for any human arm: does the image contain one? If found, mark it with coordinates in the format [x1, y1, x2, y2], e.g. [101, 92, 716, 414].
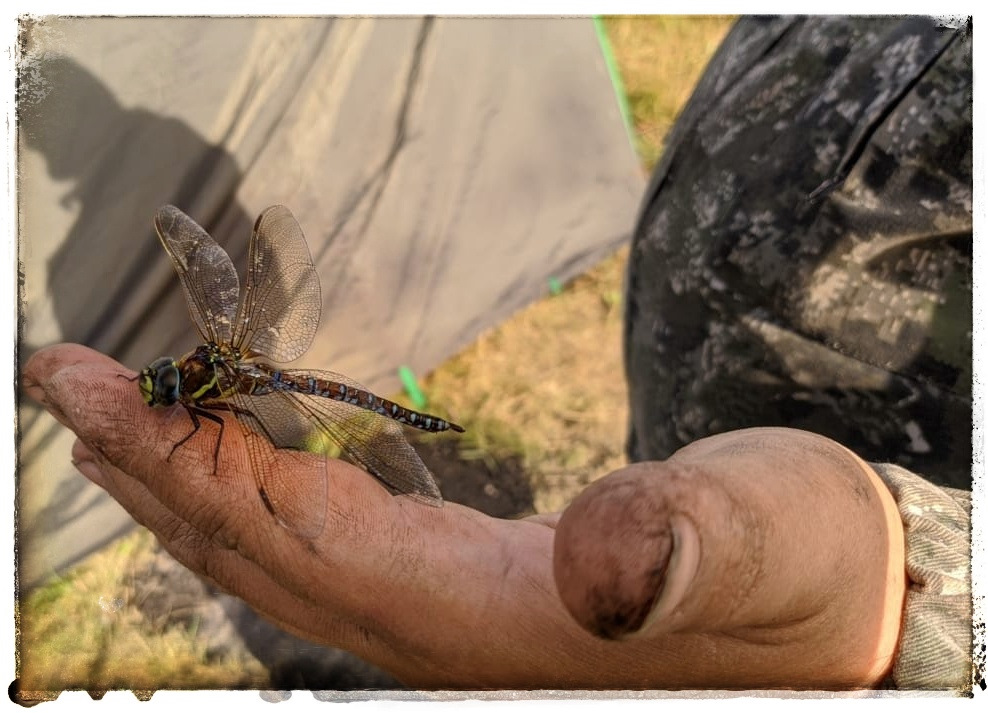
[24, 343, 908, 689]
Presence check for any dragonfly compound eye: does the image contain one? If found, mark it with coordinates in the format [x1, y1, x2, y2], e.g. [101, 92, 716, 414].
[142, 357, 181, 407]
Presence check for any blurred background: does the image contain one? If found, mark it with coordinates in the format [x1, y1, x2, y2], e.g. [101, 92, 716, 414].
[15, 15, 734, 694]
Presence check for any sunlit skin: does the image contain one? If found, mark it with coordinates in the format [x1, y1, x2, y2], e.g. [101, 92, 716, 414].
[24, 343, 905, 689]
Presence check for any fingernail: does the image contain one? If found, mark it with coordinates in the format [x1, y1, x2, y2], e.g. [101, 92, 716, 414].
[72, 442, 105, 487]
[73, 458, 106, 487]
[622, 513, 701, 639]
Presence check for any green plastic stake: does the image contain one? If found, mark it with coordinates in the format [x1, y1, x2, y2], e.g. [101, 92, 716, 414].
[593, 15, 636, 154]
[548, 276, 564, 296]
[398, 365, 427, 410]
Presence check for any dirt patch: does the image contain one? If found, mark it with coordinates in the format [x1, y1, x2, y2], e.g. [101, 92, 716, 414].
[416, 435, 534, 518]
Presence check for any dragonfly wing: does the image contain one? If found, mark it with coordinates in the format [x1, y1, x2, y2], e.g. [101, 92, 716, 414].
[217, 384, 329, 540]
[234, 206, 321, 363]
[272, 368, 444, 505]
[231, 367, 443, 508]
[154, 205, 239, 345]
[289, 393, 444, 506]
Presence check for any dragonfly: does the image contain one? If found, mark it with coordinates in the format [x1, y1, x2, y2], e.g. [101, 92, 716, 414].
[136, 204, 463, 538]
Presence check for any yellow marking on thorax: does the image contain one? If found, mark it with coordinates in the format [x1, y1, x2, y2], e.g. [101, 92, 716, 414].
[189, 373, 219, 401]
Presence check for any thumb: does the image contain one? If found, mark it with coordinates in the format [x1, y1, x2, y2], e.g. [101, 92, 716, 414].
[551, 460, 703, 639]
[552, 428, 905, 649]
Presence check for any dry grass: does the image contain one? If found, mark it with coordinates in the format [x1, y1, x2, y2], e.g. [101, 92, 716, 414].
[16, 16, 736, 694]
[603, 15, 733, 170]
[17, 529, 268, 696]
[425, 247, 630, 514]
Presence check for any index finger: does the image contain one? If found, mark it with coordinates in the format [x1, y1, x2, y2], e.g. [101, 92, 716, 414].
[22, 343, 415, 561]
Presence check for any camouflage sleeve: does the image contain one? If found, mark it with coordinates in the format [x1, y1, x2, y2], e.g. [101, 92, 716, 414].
[869, 463, 972, 690]
[625, 16, 972, 490]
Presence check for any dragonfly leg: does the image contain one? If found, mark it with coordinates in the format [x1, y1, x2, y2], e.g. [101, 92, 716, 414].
[172, 405, 226, 475]
[193, 402, 260, 474]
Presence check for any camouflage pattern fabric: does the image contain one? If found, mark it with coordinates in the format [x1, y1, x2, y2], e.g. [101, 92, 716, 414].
[871, 463, 972, 690]
[623, 16, 973, 690]
[625, 16, 972, 489]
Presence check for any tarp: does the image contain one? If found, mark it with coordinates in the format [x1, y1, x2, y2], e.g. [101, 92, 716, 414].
[17, 16, 643, 589]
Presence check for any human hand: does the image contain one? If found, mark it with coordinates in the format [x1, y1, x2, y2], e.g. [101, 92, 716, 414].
[24, 344, 905, 689]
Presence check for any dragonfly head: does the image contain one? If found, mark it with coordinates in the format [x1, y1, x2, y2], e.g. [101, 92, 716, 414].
[139, 356, 181, 407]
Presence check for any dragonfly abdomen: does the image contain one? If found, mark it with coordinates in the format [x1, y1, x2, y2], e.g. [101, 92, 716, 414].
[260, 369, 464, 433]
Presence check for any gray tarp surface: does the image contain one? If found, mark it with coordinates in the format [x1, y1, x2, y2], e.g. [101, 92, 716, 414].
[17, 17, 642, 589]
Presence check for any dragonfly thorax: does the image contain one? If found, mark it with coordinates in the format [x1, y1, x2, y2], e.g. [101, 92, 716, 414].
[140, 356, 181, 407]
